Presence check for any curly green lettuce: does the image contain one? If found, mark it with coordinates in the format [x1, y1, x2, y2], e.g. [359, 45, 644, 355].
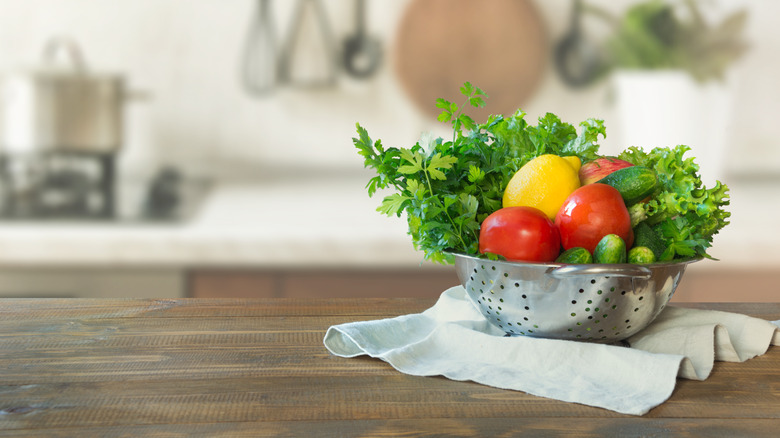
[619, 145, 730, 260]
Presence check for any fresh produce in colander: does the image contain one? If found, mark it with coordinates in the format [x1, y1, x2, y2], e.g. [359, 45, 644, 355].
[354, 83, 730, 265]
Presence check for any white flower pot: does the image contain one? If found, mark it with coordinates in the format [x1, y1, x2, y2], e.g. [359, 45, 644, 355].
[613, 70, 733, 186]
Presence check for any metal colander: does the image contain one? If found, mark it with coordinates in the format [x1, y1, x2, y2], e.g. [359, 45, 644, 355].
[453, 253, 699, 343]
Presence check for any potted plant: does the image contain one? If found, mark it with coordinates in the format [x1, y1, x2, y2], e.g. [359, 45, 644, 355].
[599, 0, 749, 185]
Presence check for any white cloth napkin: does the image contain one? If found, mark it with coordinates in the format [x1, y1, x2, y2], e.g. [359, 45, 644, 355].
[324, 286, 780, 416]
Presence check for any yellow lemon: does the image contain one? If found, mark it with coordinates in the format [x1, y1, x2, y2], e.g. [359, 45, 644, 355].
[502, 154, 581, 219]
[561, 155, 581, 172]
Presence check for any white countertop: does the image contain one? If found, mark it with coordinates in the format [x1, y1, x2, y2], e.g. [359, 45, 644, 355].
[0, 174, 776, 271]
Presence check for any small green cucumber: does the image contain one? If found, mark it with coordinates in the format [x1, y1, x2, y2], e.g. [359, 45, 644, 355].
[628, 246, 656, 264]
[633, 222, 666, 260]
[556, 247, 592, 264]
[593, 234, 627, 264]
[595, 166, 657, 206]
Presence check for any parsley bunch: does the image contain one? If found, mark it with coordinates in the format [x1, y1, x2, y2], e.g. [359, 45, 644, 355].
[354, 83, 605, 264]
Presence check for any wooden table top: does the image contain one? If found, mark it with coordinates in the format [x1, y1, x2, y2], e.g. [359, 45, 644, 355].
[0, 298, 778, 437]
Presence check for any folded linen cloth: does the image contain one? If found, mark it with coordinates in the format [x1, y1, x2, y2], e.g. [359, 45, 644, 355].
[324, 286, 780, 416]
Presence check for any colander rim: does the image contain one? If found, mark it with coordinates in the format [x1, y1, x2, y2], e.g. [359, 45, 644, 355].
[448, 252, 702, 270]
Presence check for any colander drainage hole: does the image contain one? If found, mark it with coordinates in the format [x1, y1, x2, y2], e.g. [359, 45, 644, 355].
[571, 300, 577, 304]
[590, 279, 596, 284]
[522, 294, 527, 299]
[579, 289, 584, 293]
[524, 306, 530, 310]
[638, 296, 644, 301]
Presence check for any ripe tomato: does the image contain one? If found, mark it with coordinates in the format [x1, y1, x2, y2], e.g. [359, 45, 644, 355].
[479, 206, 561, 262]
[555, 183, 633, 254]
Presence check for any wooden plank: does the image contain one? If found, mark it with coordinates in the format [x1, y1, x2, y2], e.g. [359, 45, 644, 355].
[0, 298, 436, 318]
[1, 299, 777, 320]
[1, 365, 779, 432]
[2, 418, 780, 438]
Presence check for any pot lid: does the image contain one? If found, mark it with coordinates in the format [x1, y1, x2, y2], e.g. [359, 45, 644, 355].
[6, 36, 122, 80]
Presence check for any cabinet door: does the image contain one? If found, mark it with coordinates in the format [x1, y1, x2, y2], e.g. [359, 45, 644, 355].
[189, 271, 279, 298]
[671, 268, 780, 303]
[188, 269, 459, 298]
[283, 269, 459, 298]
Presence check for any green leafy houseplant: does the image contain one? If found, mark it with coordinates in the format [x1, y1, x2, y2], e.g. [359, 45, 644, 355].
[602, 0, 749, 82]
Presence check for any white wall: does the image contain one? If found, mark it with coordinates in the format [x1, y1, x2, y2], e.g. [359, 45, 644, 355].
[0, 0, 776, 179]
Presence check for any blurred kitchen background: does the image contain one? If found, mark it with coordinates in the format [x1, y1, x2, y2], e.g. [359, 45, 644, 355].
[0, 0, 776, 301]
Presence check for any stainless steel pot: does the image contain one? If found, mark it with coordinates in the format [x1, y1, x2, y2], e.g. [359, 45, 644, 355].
[0, 37, 136, 155]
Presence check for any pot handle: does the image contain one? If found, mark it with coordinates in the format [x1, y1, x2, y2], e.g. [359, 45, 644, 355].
[548, 264, 652, 279]
[43, 36, 88, 73]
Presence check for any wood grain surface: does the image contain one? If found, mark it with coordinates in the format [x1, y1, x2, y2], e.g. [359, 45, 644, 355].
[0, 299, 778, 437]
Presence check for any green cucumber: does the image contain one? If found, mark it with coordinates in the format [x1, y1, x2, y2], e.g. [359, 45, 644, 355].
[633, 222, 666, 260]
[556, 247, 592, 264]
[595, 166, 657, 206]
[593, 234, 626, 264]
[628, 246, 656, 264]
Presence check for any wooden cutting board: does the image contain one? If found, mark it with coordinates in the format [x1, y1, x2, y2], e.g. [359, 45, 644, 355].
[394, 0, 548, 121]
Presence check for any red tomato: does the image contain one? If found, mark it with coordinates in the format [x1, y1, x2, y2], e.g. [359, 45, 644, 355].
[479, 206, 561, 262]
[555, 183, 633, 253]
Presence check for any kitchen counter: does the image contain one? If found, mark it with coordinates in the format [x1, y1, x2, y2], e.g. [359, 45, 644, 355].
[0, 173, 776, 270]
[0, 298, 778, 436]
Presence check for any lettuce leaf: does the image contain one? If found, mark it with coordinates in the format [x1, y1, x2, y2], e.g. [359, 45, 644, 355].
[618, 145, 730, 260]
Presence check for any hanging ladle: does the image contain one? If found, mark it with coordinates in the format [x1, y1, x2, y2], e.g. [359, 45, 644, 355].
[554, 0, 603, 88]
[342, 0, 382, 79]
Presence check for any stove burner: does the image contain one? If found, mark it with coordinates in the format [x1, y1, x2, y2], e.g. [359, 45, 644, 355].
[0, 152, 115, 219]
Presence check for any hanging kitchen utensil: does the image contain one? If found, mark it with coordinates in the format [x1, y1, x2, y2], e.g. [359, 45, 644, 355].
[394, 0, 547, 121]
[278, 0, 338, 88]
[554, 0, 604, 88]
[241, 0, 278, 96]
[342, 0, 382, 79]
